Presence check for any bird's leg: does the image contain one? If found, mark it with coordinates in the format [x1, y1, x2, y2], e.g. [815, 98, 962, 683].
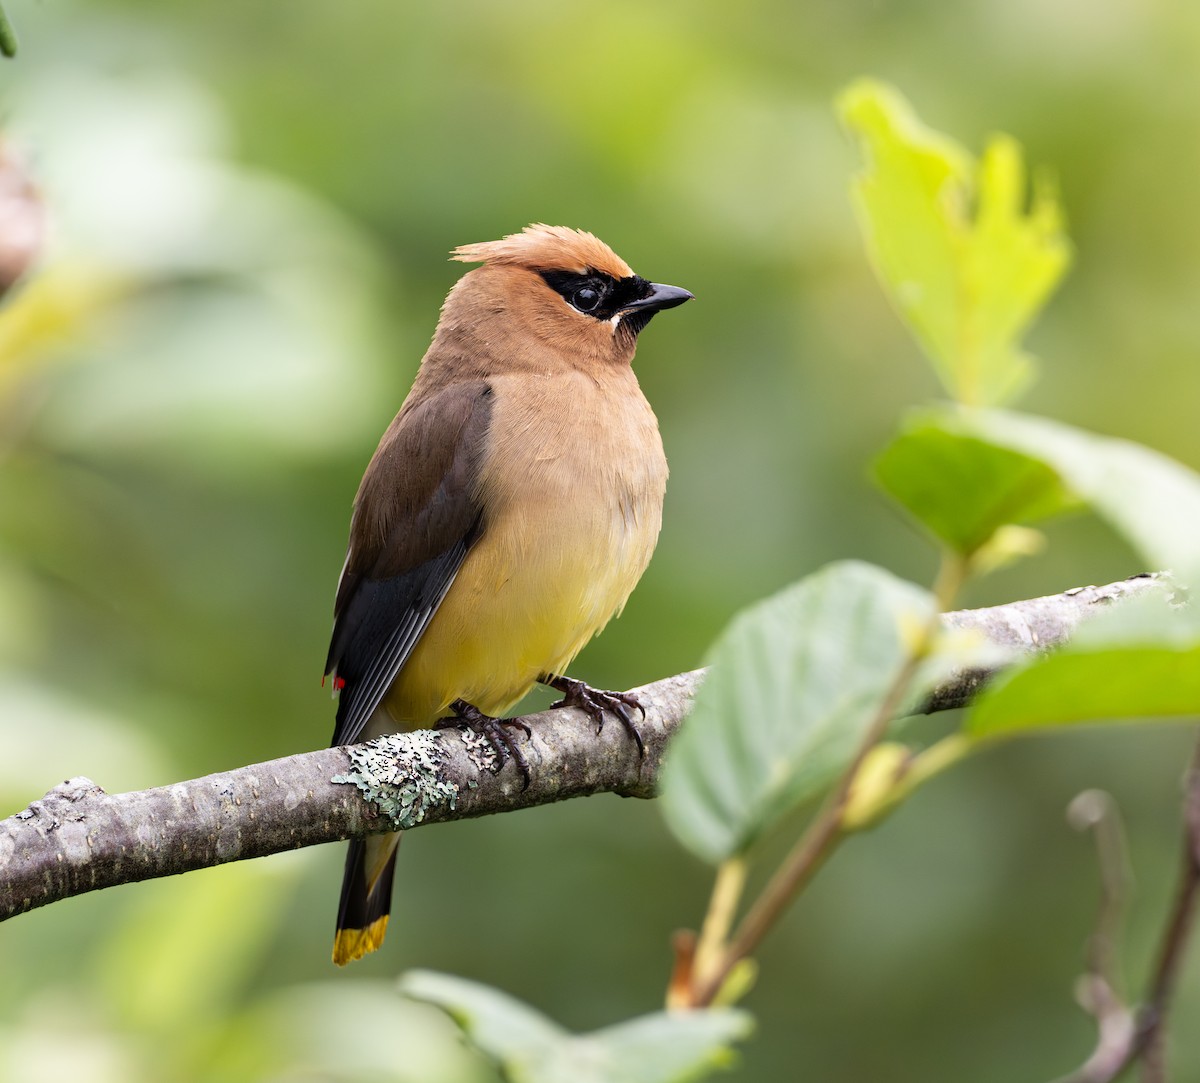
[539, 673, 646, 756]
[437, 699, 533, 789]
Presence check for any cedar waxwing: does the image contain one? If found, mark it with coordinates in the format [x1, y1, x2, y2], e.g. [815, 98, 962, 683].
[324, 224, 692, 965]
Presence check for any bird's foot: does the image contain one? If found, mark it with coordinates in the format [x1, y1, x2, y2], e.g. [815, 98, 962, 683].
[437, 699, 533, 789]
[541, 674, 646, 756]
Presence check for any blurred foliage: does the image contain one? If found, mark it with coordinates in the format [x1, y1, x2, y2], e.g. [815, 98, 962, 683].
[0, 6, 14, 59]
[960, 408, 1200, 587]
[840, 78, 1071, 406]
[3, 1, 1200, 1081]
[399, 971, 752, 1083]
[654, 84, 1200, 1059]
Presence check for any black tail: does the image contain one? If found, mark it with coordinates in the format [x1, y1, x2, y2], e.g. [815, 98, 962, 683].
[332, 833, 401, 965]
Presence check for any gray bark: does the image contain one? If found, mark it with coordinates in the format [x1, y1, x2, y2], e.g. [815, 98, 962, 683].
[0, 574, 1168, 922]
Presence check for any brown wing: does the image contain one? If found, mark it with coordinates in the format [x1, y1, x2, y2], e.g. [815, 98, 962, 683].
[325, 379, 493, 746]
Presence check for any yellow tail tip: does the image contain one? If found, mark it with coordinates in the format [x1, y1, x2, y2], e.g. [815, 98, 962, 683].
[332, 916, 389, 966]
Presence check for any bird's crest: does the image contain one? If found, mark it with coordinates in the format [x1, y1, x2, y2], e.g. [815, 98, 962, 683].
[451, 224, 634, 281]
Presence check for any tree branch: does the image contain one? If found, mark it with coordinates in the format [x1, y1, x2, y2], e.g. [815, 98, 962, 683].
[928, 573, 1167, 712]
[0, 574, 1168, 923]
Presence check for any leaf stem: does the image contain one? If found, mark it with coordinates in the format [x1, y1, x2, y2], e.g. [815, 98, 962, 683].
[692, 857, 748, 992]
[687, 548, 968, 1007]
[690, 650, 922, 1005]
[933, 549, 969, 611]
[882, 732, 975, 811]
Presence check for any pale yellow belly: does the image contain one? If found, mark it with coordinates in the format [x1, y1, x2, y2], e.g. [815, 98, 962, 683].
[382, 499, 655, 727]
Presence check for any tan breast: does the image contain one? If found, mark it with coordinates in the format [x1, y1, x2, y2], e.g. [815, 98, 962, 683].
[382, 365, 667, 727]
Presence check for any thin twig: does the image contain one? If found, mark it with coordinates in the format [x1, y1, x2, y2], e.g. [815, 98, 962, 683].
[1135, 734, 1200, 1082]
[1053, 791, 1135, 1083]
[1053, 732, 1200, 1083]
[1075, 791, 1132, 1009]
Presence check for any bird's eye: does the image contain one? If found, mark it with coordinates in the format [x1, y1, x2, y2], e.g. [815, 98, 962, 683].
[572, 286, 601, 312]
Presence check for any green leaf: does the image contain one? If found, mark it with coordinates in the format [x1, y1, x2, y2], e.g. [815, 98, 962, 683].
[584, 1013, 753, 1083]
[966, 584, 1200, 736]
[399, 970, 752, 1083]
[660, 561, 934, 864]
[954, 408, 1200, 586]
[967, 645, 1200, 737]
[838, 79, 1071, 406]
[873, 415, 1077, 555]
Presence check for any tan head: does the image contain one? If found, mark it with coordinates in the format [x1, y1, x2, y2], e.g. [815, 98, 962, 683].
[434, 224, 692, 371]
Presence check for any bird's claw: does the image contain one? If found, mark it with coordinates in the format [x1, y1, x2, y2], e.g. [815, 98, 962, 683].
[544, 675, 646, 757]
[437, 699, 532, 789]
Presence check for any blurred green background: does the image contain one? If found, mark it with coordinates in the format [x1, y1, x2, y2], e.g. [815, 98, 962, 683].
[2, 1, 1199, 1080]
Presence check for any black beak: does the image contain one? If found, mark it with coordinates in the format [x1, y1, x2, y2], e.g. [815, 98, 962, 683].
[622, 282, 694, 314]
[618, 281, 693, 336]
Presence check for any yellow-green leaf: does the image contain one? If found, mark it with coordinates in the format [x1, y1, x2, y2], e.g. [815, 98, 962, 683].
[838, 78, 1071, 406]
